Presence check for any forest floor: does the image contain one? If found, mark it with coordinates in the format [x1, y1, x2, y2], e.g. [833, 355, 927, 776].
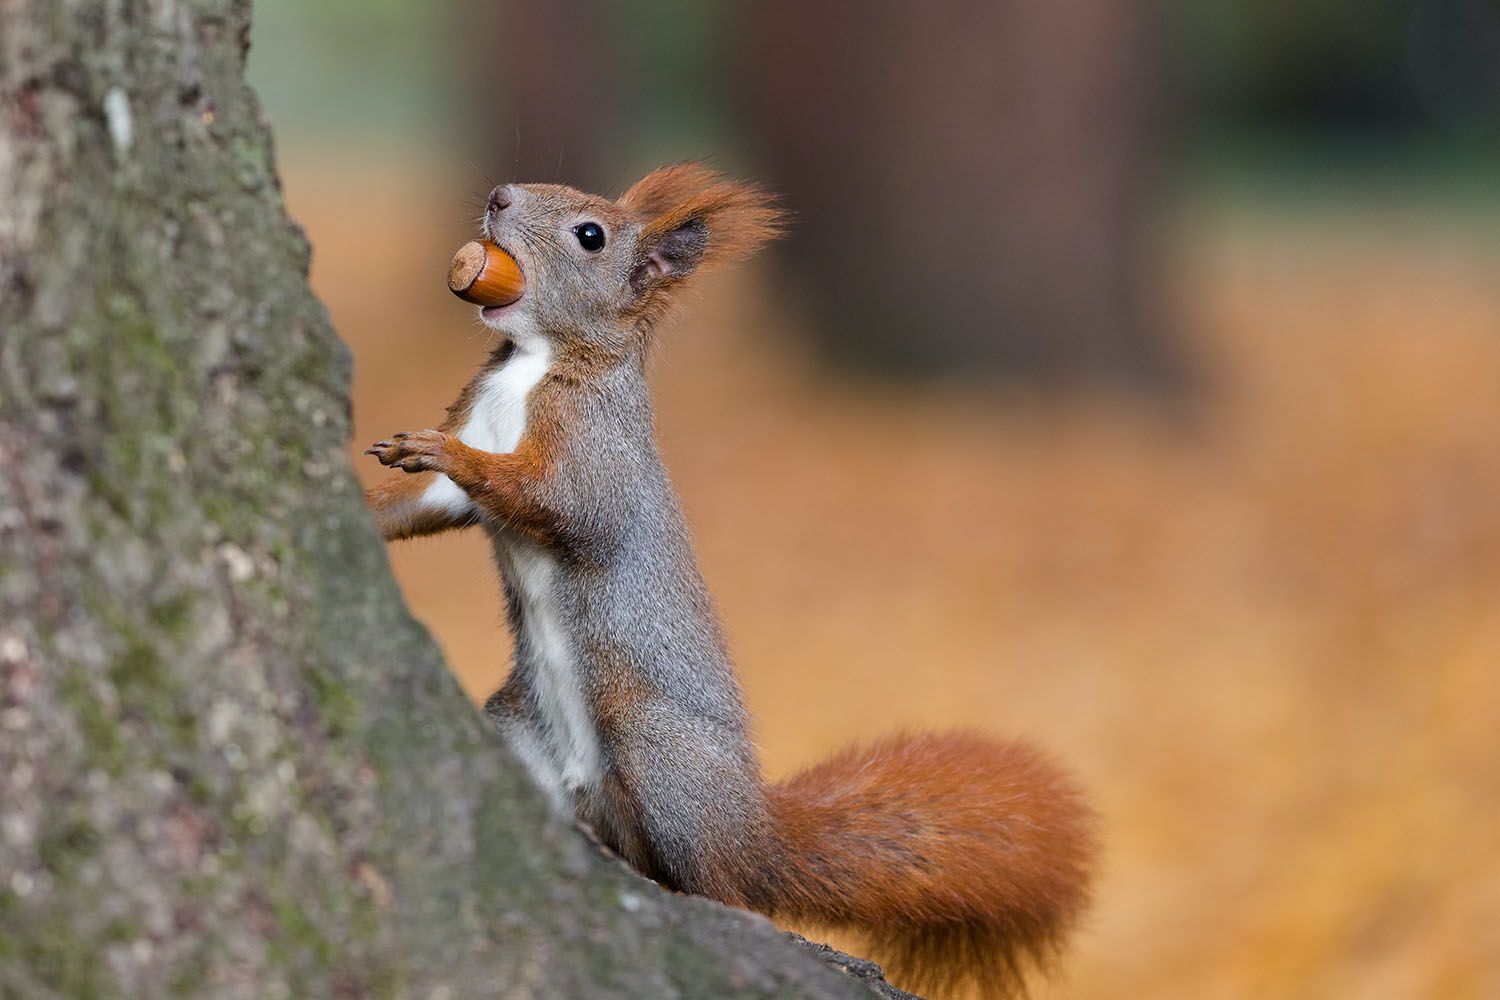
[283, 149, 1500, 999]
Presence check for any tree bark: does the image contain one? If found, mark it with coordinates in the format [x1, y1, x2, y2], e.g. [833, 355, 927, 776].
[0, 3, 896, 997]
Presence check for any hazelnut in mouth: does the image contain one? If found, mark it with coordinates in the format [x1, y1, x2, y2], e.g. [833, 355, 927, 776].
[448, 240, 524, 308]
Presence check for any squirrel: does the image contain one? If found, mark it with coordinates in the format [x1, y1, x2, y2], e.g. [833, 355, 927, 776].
[364, 164, 1097, 998]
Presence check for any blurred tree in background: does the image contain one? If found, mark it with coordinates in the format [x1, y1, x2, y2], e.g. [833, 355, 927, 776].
[1178, 0, 1500, 144]
[467, 1, 625, 192]
[732, 1, 1172, 385]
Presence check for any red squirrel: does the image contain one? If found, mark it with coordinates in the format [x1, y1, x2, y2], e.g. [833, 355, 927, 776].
[364, 164, 1096, 997]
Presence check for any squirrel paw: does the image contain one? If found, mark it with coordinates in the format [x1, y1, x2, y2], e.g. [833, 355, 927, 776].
[365, 430, 452, 474]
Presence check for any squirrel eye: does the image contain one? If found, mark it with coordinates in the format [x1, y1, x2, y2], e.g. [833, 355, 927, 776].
[574, 222, 606, 252]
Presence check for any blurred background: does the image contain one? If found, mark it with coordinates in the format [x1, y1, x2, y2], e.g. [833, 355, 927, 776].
[251, 2, 1500, 996]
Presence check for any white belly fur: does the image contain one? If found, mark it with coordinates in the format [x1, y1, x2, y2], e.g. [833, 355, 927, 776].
[491, 531, 601, 796]
[418, 337, 552, 516]
[428, 337, 601, 799]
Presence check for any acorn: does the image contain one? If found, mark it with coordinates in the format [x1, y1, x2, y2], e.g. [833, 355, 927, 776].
[448, 240, 524, 307]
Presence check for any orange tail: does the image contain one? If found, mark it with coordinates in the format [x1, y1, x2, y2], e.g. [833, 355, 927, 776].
[765, 732, 1097, 998]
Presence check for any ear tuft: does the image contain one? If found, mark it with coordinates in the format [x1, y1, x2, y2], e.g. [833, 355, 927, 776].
[619, 162, 726, 218]
[621, 163, 785, 324]
[623, 163, 785, 297]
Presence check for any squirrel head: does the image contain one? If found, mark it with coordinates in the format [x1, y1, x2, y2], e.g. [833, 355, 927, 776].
[477, 163, 783, 354]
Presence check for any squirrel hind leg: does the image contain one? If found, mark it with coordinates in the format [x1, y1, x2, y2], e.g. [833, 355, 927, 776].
[590, 708, 782, 907]
[486, 680, 573, 813]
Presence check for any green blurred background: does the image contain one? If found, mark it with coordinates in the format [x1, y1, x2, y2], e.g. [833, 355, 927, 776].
[250, 3, 1500, 997]
[252, 1, 1500, 169]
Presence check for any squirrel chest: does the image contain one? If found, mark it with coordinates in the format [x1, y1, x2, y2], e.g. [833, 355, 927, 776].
[423, 339, 603, 800]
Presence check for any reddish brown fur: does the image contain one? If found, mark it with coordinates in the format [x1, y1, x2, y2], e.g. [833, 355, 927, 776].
[761, 733, 1097, 998]
[366, 428, 565, 545]
[620, 162, 741, 218]
[621, 164, 786, 328]
[626, 164, 785, 268]
[362, 472, 455, 541]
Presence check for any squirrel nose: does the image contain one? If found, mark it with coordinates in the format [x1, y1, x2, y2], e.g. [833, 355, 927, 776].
[487, 185, 514, 214]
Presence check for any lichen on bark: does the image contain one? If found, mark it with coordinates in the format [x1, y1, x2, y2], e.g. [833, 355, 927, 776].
[0, 2, 891, 997]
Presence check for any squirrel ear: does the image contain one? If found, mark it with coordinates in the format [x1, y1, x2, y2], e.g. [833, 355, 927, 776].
[624, 166, 784, 303]
[630, 218, 708, 292]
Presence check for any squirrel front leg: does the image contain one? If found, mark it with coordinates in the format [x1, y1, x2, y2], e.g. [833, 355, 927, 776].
[366, 430, 563, 543]
[364, 471, 475, 542]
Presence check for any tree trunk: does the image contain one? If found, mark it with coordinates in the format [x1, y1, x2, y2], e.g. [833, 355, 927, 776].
[0, 3, 897, 997]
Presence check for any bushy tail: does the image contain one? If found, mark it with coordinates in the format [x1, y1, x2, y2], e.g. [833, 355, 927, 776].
[764, 733, 1097, 998]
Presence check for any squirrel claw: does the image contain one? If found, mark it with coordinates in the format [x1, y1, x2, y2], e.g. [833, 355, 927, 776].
[366, 430, 451, 474]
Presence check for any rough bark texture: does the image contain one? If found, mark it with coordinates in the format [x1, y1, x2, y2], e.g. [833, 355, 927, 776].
[0, 3, 893, 998]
